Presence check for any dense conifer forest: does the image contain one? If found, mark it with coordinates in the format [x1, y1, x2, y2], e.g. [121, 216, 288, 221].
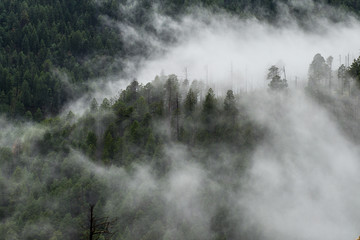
[1, 0, 360, 240]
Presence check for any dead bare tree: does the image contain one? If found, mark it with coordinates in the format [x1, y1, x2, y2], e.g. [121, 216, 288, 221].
[81, 204, 117, 240]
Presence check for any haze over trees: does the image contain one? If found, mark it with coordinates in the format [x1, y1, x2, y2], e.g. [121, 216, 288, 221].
[0, 0, 359, 119]
[267, 65, 288, 91]
[2, 58, 360, 238]
[1, 0, 360, 240]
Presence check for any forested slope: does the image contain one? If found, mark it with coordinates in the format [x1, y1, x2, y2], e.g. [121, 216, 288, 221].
[0, 74, 263, 239]
[2, 2, 360, 238]
[0, 0, 122, 118]
[2, 68, 360, 239]
[1, 0, 360, 119]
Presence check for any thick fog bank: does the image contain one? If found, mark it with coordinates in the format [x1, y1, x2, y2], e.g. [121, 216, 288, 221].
[239, 90, 360, 239]
[77, 1, 360, 112]
[137, 17, 360, 91]
[80, 89, 360, 240]
[1, 88, 360, 239]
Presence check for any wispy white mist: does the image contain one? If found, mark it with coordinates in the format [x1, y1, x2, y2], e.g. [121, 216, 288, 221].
[137, 15, 360, 91]
[3, 1, 360, 239]
[66, 3, 360, 237]
[68, 0, 360, 116]
[71, 89, 360, 240]
[239, 90, 360, 239]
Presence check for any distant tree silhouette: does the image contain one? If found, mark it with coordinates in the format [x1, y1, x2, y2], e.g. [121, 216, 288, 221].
[267, 65, 288, 91]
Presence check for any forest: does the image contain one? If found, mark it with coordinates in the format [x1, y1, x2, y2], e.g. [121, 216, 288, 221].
[1, 0, 360, 119]
[1, 0, 360, 240]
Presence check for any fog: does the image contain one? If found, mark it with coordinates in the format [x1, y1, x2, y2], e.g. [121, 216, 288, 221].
[137, 16, 360, 91]
[64, 0, 360, 116]
[2, 0, 360, 239]
[239, 90, 360, 239]
[57, 88, 360, 239]
[70, 0, 360, 107]
[106, 1, 360, 238]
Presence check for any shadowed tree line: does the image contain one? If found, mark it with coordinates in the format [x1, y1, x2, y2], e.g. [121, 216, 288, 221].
[37, 74, 262, 168]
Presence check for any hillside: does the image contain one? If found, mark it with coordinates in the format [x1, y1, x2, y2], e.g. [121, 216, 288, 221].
[1, 1, 360, 240]
[1, 0, 360, 119]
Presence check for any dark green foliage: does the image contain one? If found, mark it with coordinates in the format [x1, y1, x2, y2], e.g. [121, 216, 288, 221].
[34, 108, 43, 122]
[100, 98, 111, 111]
[0, 0, 123, 118]
[103, 131, 115, 163]
[349, 57, 360, 86]
[90, 98, 99, 112]
[0, 0, 359, 119]
[159, 0, 360, 23]
[2, 0, 360, 238]
[86, 131, 97, 158]
[8, 64, 360, 239]
[184, 88, 197, 116]
[24, 110, 32, 120]
[202, 88, 217, 126]
[326, 0, 360, 13]
[0, 150, 107, 240]
[26, 74, 261, 171]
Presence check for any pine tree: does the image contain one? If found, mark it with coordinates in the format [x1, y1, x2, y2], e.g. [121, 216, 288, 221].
[267, 65, 288, 91]
[224, 90, 238, 124]
[201, 88, 217, 128]
[90, 98, 99, 112]
[184, 88, 197, 116]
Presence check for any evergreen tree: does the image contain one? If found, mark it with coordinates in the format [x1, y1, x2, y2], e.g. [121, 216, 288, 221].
[308, 53, 330, 89]
[103, 132, 114, 163]
[86, 131, 97, 158]
[267, 65, 288, 91]
[224, 90, 238, 124]
[338, 64, 349, 95]
[90, 98, 99, 112]
[349, 57, 360, 86]
[100, 98, 111, 111]
[20, 80, 31, 108]
[201, 88, 217, 128]
[34, 108, 43, 122]
[184, 88, 197, 116]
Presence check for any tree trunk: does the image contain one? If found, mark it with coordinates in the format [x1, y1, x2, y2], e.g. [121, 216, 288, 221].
[89, 205, 94, 240]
